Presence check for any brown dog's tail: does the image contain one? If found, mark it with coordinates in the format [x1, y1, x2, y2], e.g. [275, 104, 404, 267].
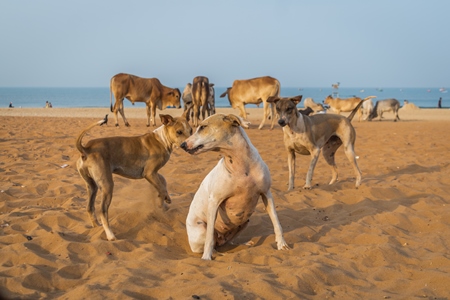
[347, 100, 368, 121]
[76, 115, 108, 154]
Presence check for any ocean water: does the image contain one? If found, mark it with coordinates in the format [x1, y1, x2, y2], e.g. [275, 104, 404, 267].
[0, 87, 448, 109]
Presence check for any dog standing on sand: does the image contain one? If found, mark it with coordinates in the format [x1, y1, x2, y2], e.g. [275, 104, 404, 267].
[267, 95, 364, 190]
[76, 114, 192, 241]
[180, 114, 289, 260]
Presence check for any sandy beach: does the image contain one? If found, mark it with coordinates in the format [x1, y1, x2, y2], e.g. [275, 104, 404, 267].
[1, 106, 450, 299]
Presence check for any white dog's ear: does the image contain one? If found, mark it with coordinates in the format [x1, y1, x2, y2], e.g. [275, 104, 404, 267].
[224, 114, 241, 127]
[160, 114, 174, 125]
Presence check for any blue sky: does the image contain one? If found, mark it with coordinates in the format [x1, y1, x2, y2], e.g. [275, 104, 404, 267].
[1, 1, 449, 88]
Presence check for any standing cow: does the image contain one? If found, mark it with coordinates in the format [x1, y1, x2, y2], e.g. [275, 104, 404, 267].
[182, 82, 215, 123]
[110, 73, 181, 127]
[191, 76, 210, 127]
[220, 76, 280, 129]
[368, 98, 401, 122]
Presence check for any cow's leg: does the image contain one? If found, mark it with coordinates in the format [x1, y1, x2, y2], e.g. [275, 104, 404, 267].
[115, 99, 130, 127]
[145, 105, 151, 127]
[193, 103, 200, 127]
[269, 102, 276, 129]
[147, 103, 157, 127]
[237, 104, 247, 121]
[201, 102, 208, 120]
[258, 101, 271, 129]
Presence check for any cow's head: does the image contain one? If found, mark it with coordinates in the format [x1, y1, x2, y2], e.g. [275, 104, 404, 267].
[323, 95, 333, 105]
[166, 88, 182, 108]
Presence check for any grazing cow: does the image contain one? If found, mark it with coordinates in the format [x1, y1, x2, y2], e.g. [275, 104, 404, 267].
[182, 82, 215, 122]
[303, 97, 325, 113]
[324, 95, 376, 115]
[110, 73, 181, 127]
[191, 76, 210, 127]
[220, 76, 280, 129]
[368, 98, 401, 121]
[358, 98, 374, 121]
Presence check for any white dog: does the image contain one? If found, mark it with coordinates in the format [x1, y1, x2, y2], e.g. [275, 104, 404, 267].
[180, 114, 289, 260]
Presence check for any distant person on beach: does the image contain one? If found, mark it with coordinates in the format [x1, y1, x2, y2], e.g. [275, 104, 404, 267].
[45, 101, 53, 108]
[438, 97, 442, 108]
[9, 102, 14, 108]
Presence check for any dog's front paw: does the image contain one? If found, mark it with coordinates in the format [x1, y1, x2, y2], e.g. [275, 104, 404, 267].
[201, 253, 213, 260]
[277, 239, 291, 250]
[302, 185, 312, 190]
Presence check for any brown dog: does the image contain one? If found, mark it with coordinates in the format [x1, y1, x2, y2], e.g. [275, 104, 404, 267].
[76, 114, 192, 241]
[267, 95, 364, 190]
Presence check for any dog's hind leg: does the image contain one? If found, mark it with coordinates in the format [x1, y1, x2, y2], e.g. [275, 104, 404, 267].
[305, 148, 321, 189]
[343, 143, 362, 188]
[322, 136, 343, 185]
[77, 160, 101, 227]
[91, 166, 116, 241]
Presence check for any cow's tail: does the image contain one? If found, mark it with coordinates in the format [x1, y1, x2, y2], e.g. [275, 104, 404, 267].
[110, 77, 114, 112]
[219, 88, 230, 98]
[347, 99, 369, 121]
[274, 79, 281, 97]
[220, 87, 232, 106]
[76, 115, 108, 155]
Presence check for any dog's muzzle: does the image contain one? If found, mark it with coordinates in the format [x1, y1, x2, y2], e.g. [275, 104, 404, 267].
[180, 141, 203, 154]
[278, 119, 287, 127]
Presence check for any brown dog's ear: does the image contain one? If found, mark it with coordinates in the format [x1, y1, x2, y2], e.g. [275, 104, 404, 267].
[290, 95, 303, 104]
[223, 114, 241, 127]
[267, 96, 280, 104]
[160, 114, 175, 125]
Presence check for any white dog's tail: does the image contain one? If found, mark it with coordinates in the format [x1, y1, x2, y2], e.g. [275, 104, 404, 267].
[76, 115, 108, 155]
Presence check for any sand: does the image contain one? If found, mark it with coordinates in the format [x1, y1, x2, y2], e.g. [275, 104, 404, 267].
[1, 106, 449, 299]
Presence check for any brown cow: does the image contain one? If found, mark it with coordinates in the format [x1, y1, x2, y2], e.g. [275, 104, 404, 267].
[191, 76, 210, 127]
[324, 95, 376, 115]
[182, 82, 215, 122]
[220, 76, 280, 129]
[110, 73, 181, 127]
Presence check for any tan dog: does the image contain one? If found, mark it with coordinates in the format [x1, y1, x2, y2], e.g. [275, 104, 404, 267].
[180, 114, 289, 260]
[268, 96, 364, 190]
[324, 95, 376, 114]
[76, 114, 192, 241]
